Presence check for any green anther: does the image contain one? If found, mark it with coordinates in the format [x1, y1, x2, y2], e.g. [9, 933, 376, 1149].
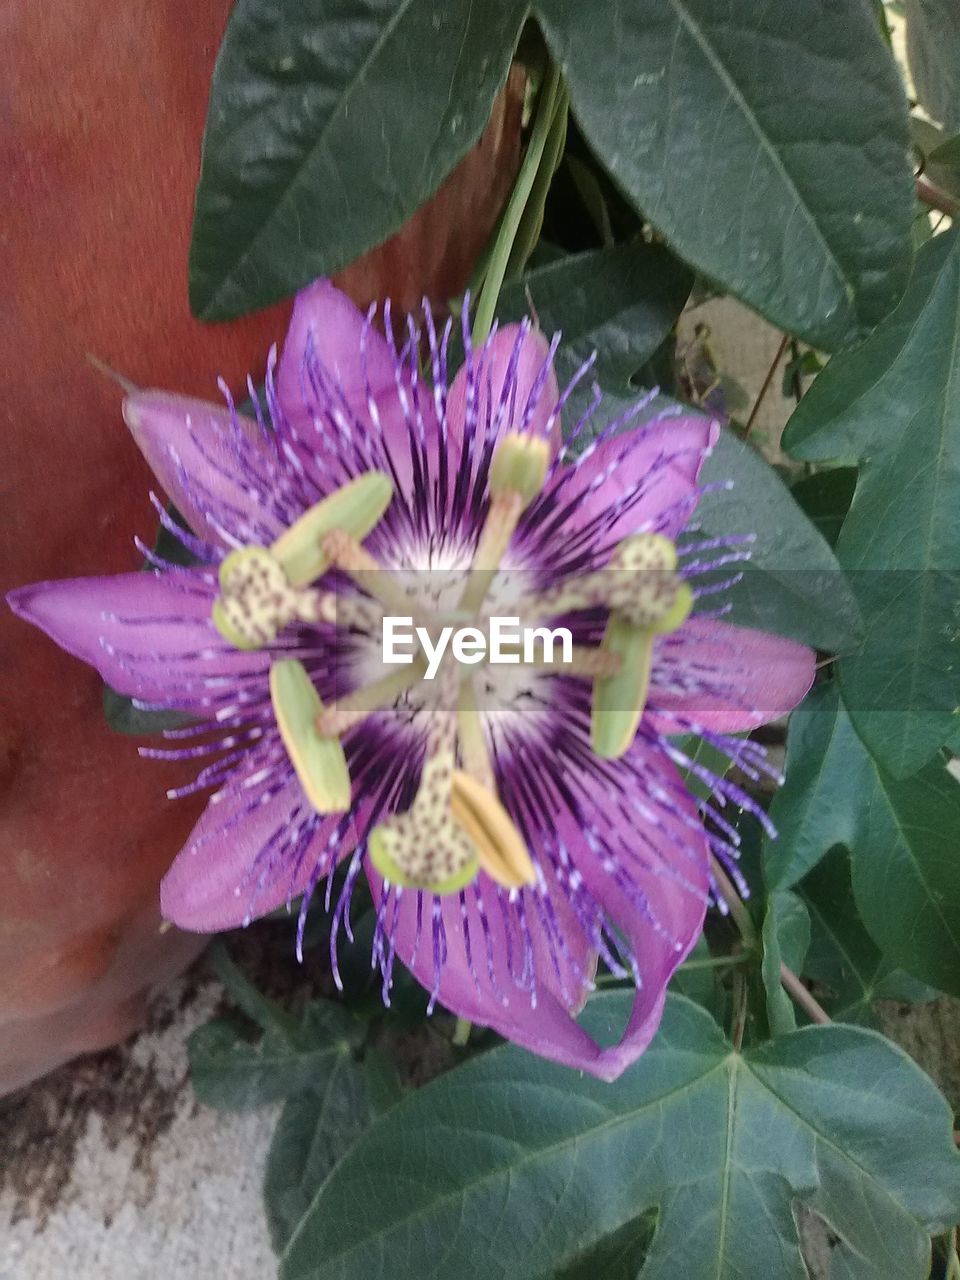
[270, 471, 394, 586]
[368, 825, 479, 895]
[489, 433, 550, 506]
[591, 616, 655, 760]
[270, 660, 351, 814]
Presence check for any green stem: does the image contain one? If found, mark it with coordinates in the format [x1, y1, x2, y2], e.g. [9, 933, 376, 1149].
[504, 83, 569, 280]
[471, 61, 562, 347]
[210, 939, 299, 1039]
[595, 948, 752, 987]
[452, 1017, 473, 1046]
[708, 853, 757, 950]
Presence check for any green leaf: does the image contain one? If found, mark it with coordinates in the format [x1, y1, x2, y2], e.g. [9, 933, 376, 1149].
[189, 0, 525, 319]
[789, 467, 857, 550]
[765, 683, 860, 891]
[561, 402, 861, 652]
[761, 891, 810, 1035]
[265, 1051, 400, 1253]
[281, 993, 960, 1280]
[668, 934, 724, 1018]
[496, 240, 692, 389]
[764, 683, 960, 995]
[783, 229, 960, 776]
[696, 430, 862, 651]
[906, 0, 960, 130]
[189, 1000, 365, 1111]
[537, 0, 914, 350]
[555, 1214, 657, 1280]
[800, 846, 937, 1027]
[102, 684, 191, 736]
[931, 134, 960, 167]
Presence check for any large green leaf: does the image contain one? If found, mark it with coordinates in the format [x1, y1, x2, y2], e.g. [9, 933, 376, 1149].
[189, 0, 524, 319]
[281, 993, 960, 1280]
[695, 430, 862, 651]
[789, 467, 857, 550]
[189, 1000, 365, 1111]
[799, 846, 937, 1027]
[906, 0, 960, 130]
[783, 230, 960, 776]
[265, 1050, 402, 1253]
[538, 0, 914, 350]
[497, 240, 692, 389]
[763, 682, 960, 996]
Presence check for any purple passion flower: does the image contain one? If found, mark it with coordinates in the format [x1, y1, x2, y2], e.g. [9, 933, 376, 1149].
[8, 281, 814, 1079]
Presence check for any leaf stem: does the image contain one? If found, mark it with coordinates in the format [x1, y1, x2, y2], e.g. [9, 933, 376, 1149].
[209, 939, 299, 1039]
[595, 949, 753, 988]
[947, 1228, 960, 1280]
[471, 61, 562, 347]
[452, 1017, 472, 1046]
[778, 962, 831, 1025]
[709, 853, 757, 950]
[917, 175, 959, 218]
[743, 332, 790, 438]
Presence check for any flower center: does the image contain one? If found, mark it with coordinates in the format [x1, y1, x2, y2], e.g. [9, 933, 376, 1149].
[210, 434, 692, 895]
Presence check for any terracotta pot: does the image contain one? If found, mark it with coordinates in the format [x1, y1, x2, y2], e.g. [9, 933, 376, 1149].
[1, 1, 520, 1094]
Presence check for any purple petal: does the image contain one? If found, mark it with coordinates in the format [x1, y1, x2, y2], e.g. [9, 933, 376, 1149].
[124, 391, 282, 548]
[563, 414, 720, 545]
[649, 617, 816, 734]
[277, 280, 396, 421]
[162, 776, 355, 933]
[277, 279, 439, 492]
[445, 324, 561, 458]
[6, 570, 266, 706]
[369, 745, 708, 1081]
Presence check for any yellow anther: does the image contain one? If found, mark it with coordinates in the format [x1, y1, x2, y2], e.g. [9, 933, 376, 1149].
[369, 824, 480, 895]
[450, 770, 536, 889]
[591, 616, 655, 760]
[489, 432, 550, 506]
[270, 660, 351, 814]
[270, 471, 393, 586]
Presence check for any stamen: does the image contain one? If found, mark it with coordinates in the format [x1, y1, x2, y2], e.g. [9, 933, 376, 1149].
[456, 673, 495, 791]
[321, 529, 417, 616]
[496, 642, 623, 679]
[212, 471, 394, 650]
[270, 659, 351, 813]
[525, 533, 693, 630]
[316, 664, 424, 738]
[459, 432, 549, 613]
